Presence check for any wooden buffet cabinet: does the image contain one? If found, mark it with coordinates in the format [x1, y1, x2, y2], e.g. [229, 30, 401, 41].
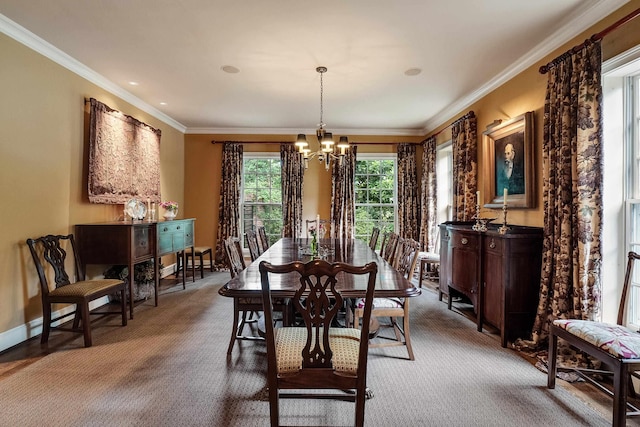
[439, 221, 543, 347]
[76, 219, 195, 319]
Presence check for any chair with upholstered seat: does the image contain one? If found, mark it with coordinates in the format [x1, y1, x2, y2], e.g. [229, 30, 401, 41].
[26, 234, 127, 347]
[257, 225, 270, 254]
[177, 246, 213, 280]
[368, 227, 380, 251]
[245, 229, 261, 262]
[417, 228, 441, 290]
[548, 251, 640, 427]
[354, 237, 420, 360]
[259, 259, 378, 427]
[224, 236, 290, 355]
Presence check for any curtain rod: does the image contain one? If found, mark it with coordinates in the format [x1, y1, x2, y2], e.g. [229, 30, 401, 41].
[540, 7, 640, 74]
[430, 110, 475, 138]
[210, 140, 419, 145]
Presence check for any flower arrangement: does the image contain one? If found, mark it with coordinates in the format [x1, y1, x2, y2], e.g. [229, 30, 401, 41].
[160, 201, 179, 212]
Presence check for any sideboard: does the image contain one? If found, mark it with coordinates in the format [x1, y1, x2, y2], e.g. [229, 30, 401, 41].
[76, 218, 195, 319]
[438, 221, 543, 347]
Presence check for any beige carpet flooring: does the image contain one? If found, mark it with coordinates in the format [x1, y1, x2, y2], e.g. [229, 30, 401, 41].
[0, 272, 631, 426]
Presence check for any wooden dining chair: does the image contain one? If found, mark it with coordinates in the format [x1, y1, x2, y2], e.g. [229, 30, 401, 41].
[368, 227, 380, 251]
[548, 251, 640, 427]
[305, 219, 317, 238]
[244, 229, 261, 262]
[26, 234, 127, 347]
[381, 232, 400, 265]
[224, 236, 290, 355]
[257, 225, 270, 254]
[354, 237, 420, 360]
[259, 259, 378, 427]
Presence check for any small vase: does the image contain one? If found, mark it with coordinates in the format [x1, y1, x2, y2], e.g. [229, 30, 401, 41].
[163, 209, 177, 220]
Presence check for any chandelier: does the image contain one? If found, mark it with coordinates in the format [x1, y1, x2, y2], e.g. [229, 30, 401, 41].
[295, 66, 349, 171]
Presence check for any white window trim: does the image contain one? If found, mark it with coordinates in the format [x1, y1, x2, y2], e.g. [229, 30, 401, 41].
[354, 153, 398, 237]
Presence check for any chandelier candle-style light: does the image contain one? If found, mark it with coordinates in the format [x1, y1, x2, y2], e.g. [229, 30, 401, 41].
[295, 66, 349, 171]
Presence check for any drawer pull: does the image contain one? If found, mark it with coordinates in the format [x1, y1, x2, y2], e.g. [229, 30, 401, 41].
[177, 226, 181, 230]
[461, 237, 468, 245]
[489, 239, 496, 249]
[163, 227, 168, 232]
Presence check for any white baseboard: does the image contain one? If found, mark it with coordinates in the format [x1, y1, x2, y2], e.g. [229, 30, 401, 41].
[0, 265, 179, 353]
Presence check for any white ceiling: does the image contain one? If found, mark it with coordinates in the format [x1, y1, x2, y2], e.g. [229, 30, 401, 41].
[0, 0, 629, 135]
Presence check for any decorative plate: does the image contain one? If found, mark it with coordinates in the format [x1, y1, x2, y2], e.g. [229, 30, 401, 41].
[125, 198, 146, 220]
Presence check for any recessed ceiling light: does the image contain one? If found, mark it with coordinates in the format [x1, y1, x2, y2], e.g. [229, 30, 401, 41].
[221, 65, 240, 74]
[128, 81, 139, 86]
[404, 68, 422, 76]
[160, 102, 167, 106]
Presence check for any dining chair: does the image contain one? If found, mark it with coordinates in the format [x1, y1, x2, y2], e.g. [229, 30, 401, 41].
[353, 237, 420, 360]
[26, 234, 127, 347]
[257, 225, 270, 254]
[305, 219, 317, 238]
[176, 246, 213, 280]
[259, 259, 378, 427]
[244, 229, 261, 262]
[381, 232, 400, 266]
[548, 251, 640, 427]
[368, 227, 380, 251]
[224, 236, 290, 355]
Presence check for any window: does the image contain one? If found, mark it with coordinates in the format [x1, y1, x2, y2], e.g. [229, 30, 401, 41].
[241, 155, 282, 246]
[354, 156, 397, 248]
[603, 47, 640, 326]
[436, 142, 453, 225]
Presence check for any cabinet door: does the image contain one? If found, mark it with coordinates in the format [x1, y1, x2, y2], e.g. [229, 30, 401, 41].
[449, 230, 479, 308]
[133, 225, 153, 260]
[439, 224, 450, 297]
[482, 236, 503, 329]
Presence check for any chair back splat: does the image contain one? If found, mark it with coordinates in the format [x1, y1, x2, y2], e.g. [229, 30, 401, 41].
[368, 227, 380, 251]
[548, 251, 640, 427]
[257, 226, 270, 254]
[259, 259, 377, 427]
[245, 230, 261, 262]
[26, 234, 127, 347]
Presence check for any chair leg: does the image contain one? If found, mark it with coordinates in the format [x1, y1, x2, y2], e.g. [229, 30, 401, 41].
[41, 304, 52, 344]
[227, 298, 240, 355]
[547, 329, 558, 389]
[402, 305, 414, 360]
[81, 301, 92, 347]
[199, 253, 204, 279]
[208, 250, 213, 272]
[268, 385, 279, 427]
[355, 388, 366, 427]
[613, 363, 628, 427]
[120, 287, 128, 326]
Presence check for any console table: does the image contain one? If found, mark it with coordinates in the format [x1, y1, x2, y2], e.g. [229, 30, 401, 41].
[76, 219, 195, 319]
[438, 221, 543, 347]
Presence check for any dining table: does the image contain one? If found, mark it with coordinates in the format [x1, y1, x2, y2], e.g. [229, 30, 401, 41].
[218, 237, 422, 299]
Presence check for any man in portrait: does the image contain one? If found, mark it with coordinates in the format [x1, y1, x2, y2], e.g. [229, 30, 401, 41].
[496, 136, 525, 195]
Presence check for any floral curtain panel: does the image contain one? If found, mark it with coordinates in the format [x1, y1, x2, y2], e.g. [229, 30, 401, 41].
[214, 142, 243, 268]
[331, 146, 358, 239]
[397, 144, 419, 240]
[531, 40, 603, 344]
[451, 112, 478, 221]
[280, 144, 305, 238]
[419, 137, 438, 252]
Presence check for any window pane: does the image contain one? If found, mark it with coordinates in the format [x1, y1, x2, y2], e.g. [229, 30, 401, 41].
[242, 157, 283, 245]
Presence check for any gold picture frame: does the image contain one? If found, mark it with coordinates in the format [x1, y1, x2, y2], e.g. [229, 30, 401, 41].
[482, 111, 534, 208]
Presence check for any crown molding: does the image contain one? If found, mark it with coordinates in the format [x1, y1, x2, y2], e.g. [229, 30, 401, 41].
[422, 0, 630, 134]
[185, 126, 425, 136]
[0, 14, 187, 133]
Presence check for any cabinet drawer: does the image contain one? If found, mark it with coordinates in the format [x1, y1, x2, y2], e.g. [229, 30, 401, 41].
[451, 232, 479, 249]
[133, 226, 153, 259]
[484, 236, 503, 253]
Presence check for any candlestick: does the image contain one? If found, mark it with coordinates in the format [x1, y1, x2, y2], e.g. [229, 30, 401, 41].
[503, 188, 508, 207]
[498, 189, 510, 235]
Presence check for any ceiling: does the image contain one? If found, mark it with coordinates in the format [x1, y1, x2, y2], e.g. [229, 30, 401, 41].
[0, 0, 629, 135]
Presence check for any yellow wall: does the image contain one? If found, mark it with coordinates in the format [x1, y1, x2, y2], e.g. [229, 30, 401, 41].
[0, 32, 185, 344]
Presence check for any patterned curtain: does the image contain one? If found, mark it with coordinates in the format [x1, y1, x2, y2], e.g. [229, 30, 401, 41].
[397, 144, 419, 240]
[451, 113, 478, 221]
[330, 145, 358, 239]
[214, 142, 243, 268]
[531, 40, 603, 343]
[280, 144, 305, 238]
[419, 137, 437, 251]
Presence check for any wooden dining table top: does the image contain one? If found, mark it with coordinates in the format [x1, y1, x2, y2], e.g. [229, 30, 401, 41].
[218, 237, 422, 299]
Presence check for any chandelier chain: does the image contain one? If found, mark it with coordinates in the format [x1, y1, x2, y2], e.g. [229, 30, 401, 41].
[319, 70, 324, 129]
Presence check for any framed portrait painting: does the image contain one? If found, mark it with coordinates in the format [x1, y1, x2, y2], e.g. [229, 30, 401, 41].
[482, 111, 534, 208]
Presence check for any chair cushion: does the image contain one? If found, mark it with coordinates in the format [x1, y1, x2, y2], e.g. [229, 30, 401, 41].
[554, 319, 640, 359]
[355, 297, 403, 309]
[274, 327, 361, 375]
[184, 246, 212, 255]
[418, 251, 440, 263]
[50, 279, 123, 298]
